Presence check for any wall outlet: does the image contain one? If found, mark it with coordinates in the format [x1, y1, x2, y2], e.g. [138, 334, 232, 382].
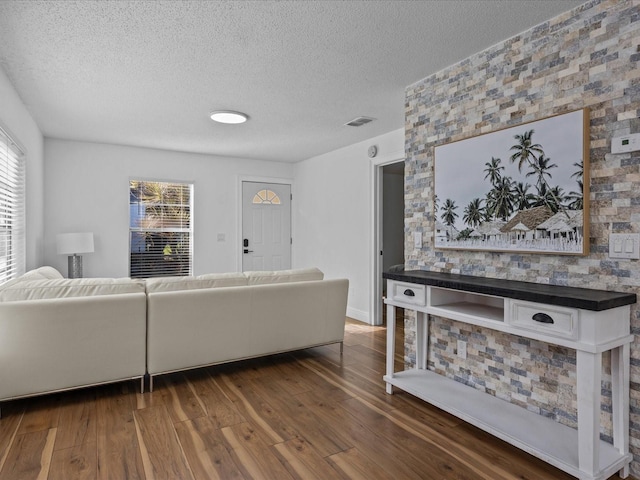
[217, 233, 226, 242]
[457, 340, 467, 359]
[609, 233, 640, 259]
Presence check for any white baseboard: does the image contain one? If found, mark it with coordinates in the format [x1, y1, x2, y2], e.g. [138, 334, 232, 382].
[347, 306, 369, 324]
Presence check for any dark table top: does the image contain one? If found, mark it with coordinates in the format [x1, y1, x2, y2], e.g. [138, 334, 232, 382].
[383, 270, 637, 311]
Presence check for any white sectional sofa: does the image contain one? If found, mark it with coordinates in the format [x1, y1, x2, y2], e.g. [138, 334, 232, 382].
[0, 267, 147, 410]
[145, 267, 349, 390]
[0, 266, 348, 409]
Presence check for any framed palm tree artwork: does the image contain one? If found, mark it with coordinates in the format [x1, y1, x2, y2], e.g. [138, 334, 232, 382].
[434, 108, 589, 255]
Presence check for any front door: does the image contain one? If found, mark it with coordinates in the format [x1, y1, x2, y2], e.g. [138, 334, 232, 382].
[241, 181, 291, 272]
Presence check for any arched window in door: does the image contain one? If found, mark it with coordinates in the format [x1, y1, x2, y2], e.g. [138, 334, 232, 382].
[252, 189, 281, 205]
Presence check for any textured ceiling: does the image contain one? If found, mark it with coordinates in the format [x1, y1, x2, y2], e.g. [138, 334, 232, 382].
[0, 0, 585, 162]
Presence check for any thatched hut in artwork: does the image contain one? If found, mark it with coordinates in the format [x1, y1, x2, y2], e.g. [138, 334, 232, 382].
[499, 206, 554, 240]
[537, 210, 583, 240]
[476, 220, 507, 241]
[435, 221, 459, 242]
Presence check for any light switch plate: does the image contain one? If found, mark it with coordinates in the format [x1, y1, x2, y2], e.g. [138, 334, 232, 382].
[457, 340, 467, 359]
[414, 231, 422, 249]
[609, 233, 640, 259]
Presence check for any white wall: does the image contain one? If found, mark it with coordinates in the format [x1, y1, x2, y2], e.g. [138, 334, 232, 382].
[0, 68, 45, 271]
[44, 139, 293, 278]
[293, 128, 404, 323]
[43, 129, 405, 323]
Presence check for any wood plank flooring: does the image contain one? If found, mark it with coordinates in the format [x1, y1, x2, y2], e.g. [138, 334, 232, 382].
[0, 318, 628, 479]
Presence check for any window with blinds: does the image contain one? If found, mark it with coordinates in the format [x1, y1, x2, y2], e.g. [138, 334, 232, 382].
[129, 180, 193, 278]
[0, 127, 25, 284]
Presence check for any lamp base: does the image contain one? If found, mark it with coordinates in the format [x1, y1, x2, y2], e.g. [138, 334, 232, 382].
[68, 254, 83, 278]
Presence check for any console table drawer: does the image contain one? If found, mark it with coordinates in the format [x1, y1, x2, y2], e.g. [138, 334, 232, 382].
[388, 281, 426, 306]
[509, 300, 578, 340]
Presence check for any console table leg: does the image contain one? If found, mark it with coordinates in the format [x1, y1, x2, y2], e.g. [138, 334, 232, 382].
[577, 350, 602, 476]
[416, 311, 427, 370]
[612, 343, 630, 477]
[386, 303, 396, 394]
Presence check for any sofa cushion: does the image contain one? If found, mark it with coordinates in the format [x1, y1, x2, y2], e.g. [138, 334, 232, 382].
[0, 277, 145, 302]
[245, 267, 324, 285]
[0, 266, 65, 290]
[197, 272, 249, 286]
[20, 266, 65, 281]
[145, 273, 248, 293]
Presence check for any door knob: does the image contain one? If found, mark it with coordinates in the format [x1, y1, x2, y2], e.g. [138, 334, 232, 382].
[243, 249, 254, 254]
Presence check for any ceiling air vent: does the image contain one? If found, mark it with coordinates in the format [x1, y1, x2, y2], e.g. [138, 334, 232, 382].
[344, 116, 375, 127]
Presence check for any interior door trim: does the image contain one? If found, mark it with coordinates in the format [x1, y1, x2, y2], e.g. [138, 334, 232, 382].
[371, 154, 405, 326]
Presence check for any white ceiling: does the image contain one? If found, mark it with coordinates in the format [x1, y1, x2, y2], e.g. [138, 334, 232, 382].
[0, 0, 585, 163]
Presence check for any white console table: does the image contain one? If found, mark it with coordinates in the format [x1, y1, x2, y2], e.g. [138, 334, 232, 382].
[383, 270, 637, 480]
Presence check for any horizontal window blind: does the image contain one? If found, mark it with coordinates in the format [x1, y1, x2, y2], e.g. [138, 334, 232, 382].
[0, 127, 25, 284]
[129, 180, 193, 278]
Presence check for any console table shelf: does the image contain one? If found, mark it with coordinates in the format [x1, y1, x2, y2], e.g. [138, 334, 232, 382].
[384, 370, 630, 479]
[383, 270, 636, 480]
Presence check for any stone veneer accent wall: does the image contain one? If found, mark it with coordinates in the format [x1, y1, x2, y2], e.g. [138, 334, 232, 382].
[404, 0, 640, 473]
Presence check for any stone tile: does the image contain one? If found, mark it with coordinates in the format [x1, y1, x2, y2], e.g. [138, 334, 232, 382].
[403, 0, 639, 473]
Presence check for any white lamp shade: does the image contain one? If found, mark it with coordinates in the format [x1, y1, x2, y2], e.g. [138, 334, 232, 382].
[56, 232, 95, 255]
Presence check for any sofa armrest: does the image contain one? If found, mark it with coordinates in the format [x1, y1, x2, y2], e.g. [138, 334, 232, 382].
[0, 293, 147, 401]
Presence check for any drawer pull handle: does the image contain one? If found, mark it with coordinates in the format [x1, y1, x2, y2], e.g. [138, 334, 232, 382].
[403, 289, 415, 297]
[532, 312, 554, 324]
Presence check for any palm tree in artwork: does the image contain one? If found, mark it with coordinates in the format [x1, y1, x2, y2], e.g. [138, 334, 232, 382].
[571, 160, 583, 181]
[566, 159, 584, 210]
[509, 130, 544, 173]
[566, 180, 583, 210]
[483, 157, 504, 186]
[526, 154, 558, 197]
[510, 129, 569, 218]
[513, 182, 535, 211]
[483, 192, 495, 221]
[534, 183, 565, 213]
[487, 176, 515, 221]
[440, 198, 459, 227]
[463, 198, 485, 228]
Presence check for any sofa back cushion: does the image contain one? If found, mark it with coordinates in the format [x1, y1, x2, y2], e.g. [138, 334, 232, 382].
[20, 266, 65, 281]
[145, 272, 248, 293]
[0, 277, 145, 302]
[245, 267, 324, 285]
[0, 266, 65, 290]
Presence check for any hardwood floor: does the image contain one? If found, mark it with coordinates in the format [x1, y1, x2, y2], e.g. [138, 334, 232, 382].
[0, 318, 627, 479]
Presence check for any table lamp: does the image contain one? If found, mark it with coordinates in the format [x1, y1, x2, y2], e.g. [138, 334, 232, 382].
[56, 232, 94, 278]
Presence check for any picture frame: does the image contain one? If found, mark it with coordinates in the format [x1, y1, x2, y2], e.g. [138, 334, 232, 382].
[434, 108, 589, 255]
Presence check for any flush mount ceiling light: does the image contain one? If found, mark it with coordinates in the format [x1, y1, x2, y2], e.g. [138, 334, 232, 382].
[209, 110, 248, 124]
[344, 116, 375, 127]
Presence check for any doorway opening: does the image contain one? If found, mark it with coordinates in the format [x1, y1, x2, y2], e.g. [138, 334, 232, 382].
[372, 159, 405, 326]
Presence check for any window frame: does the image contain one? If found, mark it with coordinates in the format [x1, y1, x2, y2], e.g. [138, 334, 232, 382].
[128, 178, 194, 278]
[0, 125, 26, 284]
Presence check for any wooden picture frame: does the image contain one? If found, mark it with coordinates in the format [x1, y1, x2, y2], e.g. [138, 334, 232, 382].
[434, 108, 589, 255]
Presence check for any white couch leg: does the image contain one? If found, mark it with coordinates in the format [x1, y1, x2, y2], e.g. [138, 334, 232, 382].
[149, 375, 154, 393]
[340, 341, 344, 355]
